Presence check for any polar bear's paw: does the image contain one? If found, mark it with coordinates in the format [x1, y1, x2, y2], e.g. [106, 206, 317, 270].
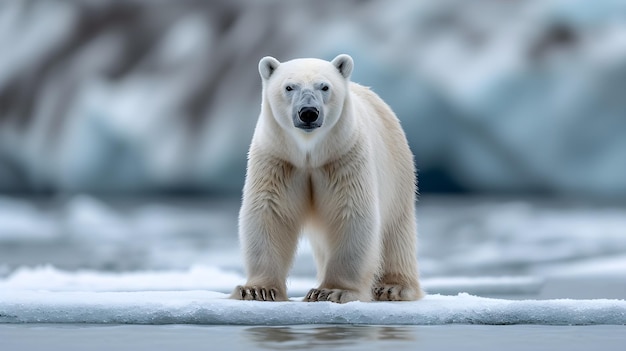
[303, 288, 361, 303]
[372, 284, 422, 301]
[231, 285, 287, 301]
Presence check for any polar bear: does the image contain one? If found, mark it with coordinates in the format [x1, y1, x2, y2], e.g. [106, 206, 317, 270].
[231, 54, 423, 303]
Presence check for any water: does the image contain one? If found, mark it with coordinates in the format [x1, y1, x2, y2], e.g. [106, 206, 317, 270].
[2, 324, 625, 351]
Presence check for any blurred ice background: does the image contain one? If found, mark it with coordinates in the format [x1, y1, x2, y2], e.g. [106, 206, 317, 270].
[2, 0, 626, 197]
[0, 0, 625, 297]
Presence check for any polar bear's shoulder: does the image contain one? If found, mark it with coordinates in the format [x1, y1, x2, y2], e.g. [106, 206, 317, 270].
[348, 82, 395, 122]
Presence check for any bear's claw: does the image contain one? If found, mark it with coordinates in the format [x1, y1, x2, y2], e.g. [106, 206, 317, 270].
[303, 288, 359, 303]
[372, 284, 421, 301]
[231, 285, 285, 301]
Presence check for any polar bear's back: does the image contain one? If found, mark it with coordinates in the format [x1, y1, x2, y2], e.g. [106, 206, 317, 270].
[348, 82, 417, 221]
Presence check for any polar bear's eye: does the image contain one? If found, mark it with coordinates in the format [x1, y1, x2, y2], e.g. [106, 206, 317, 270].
[321, 86, 329, 91]
[285, 86, 293, 92]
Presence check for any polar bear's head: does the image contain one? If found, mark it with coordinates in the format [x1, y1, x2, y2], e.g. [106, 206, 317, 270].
[258, 54, 354, 136]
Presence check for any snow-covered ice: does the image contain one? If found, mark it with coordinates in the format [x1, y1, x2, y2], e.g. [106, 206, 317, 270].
[0, 265, 624, 325]
[1, 290, 624, 325]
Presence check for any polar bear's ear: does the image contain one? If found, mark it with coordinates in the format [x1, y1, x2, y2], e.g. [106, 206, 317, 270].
[331, 54, 354, 79]
[259, 56, 280, 80]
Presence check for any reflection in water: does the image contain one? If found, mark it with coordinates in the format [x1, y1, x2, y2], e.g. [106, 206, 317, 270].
[245, 325, 415, 350]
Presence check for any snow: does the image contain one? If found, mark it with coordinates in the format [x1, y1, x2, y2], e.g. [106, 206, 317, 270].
[0, 265, 624, 326]
[1, 290, 624, 326]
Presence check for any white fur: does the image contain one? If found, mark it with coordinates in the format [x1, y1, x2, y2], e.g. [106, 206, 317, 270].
[231, 55, 423, 303]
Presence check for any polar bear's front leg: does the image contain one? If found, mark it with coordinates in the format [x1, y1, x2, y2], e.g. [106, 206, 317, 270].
[230, 157, 304, 301]
[231, 205, 299, 301]
[303, 210, 381, 303]
[305, 157, 381, 303]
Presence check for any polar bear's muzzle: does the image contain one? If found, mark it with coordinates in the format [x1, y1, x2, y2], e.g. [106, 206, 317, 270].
[295, 106, 322, 131]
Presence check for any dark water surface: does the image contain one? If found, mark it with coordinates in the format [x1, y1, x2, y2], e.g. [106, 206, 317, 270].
[2, 324, 625, 351]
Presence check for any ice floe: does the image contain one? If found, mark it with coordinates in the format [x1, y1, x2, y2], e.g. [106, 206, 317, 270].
[0, 265, 624, 325]
[0, 290, 624, 325]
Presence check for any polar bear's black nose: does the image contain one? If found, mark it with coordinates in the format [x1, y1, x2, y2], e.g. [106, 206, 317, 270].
[298, 107, 319, 123]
